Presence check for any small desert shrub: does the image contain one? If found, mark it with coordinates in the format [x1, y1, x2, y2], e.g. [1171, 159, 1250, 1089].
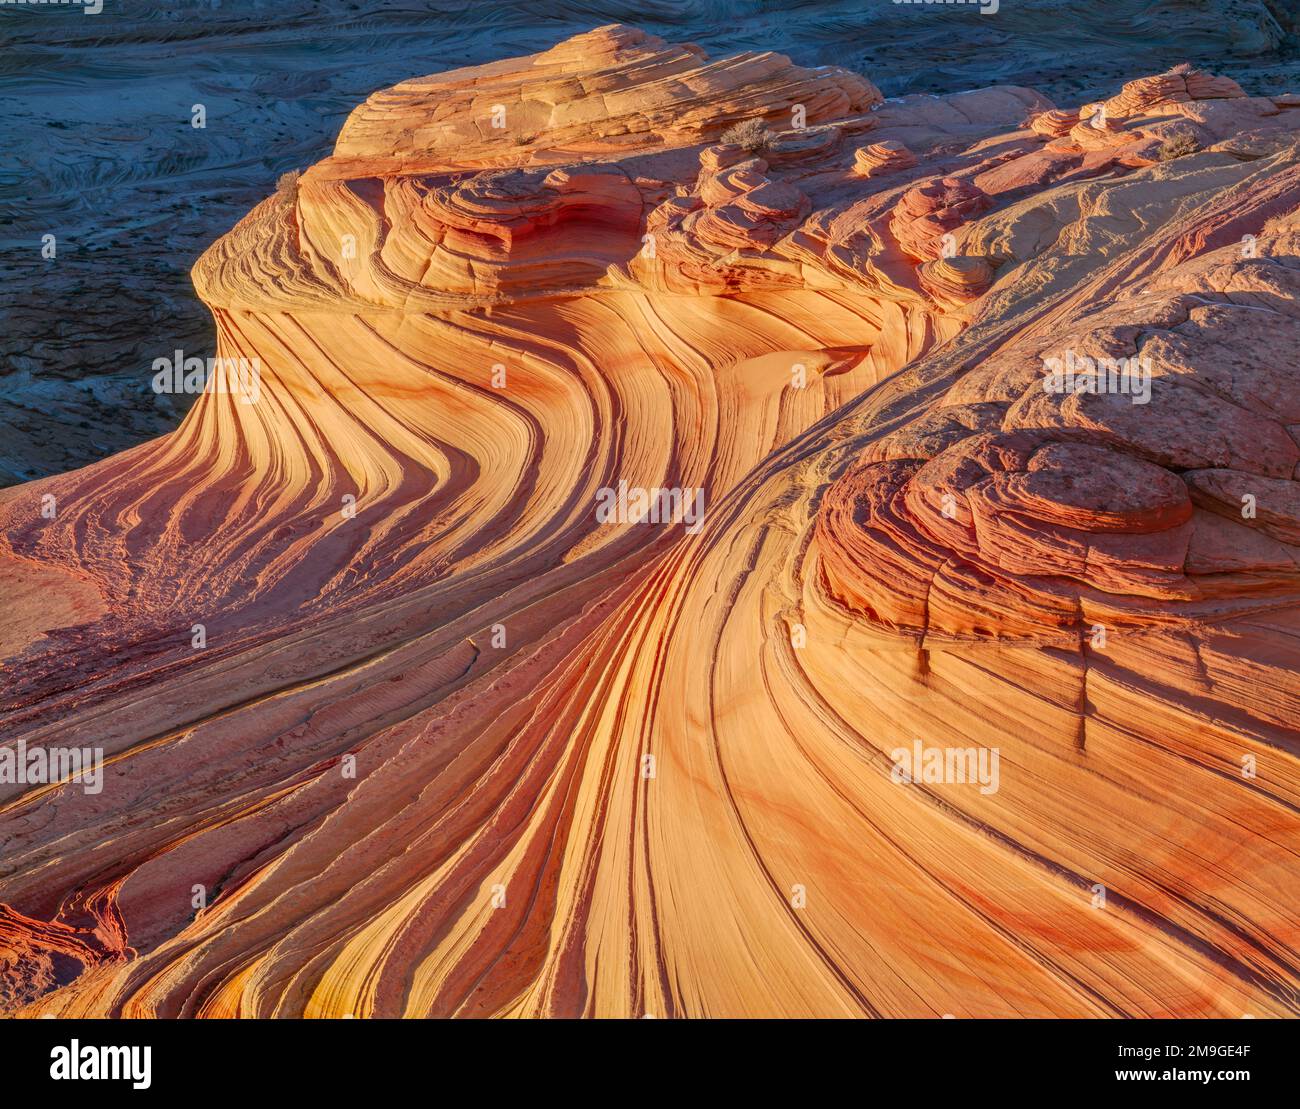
[1157, 133, 1201, 161]
[276, 169, 302, 199]
[720, 118, 775, 154]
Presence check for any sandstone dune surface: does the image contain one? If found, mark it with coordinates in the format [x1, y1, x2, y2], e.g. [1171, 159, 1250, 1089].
[2, 27, 1299, 1018]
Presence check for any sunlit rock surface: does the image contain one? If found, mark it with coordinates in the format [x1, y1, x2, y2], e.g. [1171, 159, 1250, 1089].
[2, 26, 1300, 1018]
[3, 0, 1297, 486]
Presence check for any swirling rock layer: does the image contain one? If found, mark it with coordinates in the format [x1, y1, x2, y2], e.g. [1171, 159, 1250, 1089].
[2, 26, 1300, 1018]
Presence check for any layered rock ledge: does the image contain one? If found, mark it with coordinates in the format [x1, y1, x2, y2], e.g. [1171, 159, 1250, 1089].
[2, 31, 1299, 1018]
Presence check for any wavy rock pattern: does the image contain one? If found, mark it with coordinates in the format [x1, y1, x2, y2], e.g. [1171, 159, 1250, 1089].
[6, 0, 1295, 486]
[2, 26, 1300, 1018]
[854, 139, 919, 178]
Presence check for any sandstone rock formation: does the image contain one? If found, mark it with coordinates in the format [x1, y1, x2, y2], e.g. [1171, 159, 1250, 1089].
[1102, 63, 1247, 120]
[2, 25, 1299, 1018]
[7, 0, 1295, 488]
[854, 139, 918, 178]
[890, 178, 995, 262]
